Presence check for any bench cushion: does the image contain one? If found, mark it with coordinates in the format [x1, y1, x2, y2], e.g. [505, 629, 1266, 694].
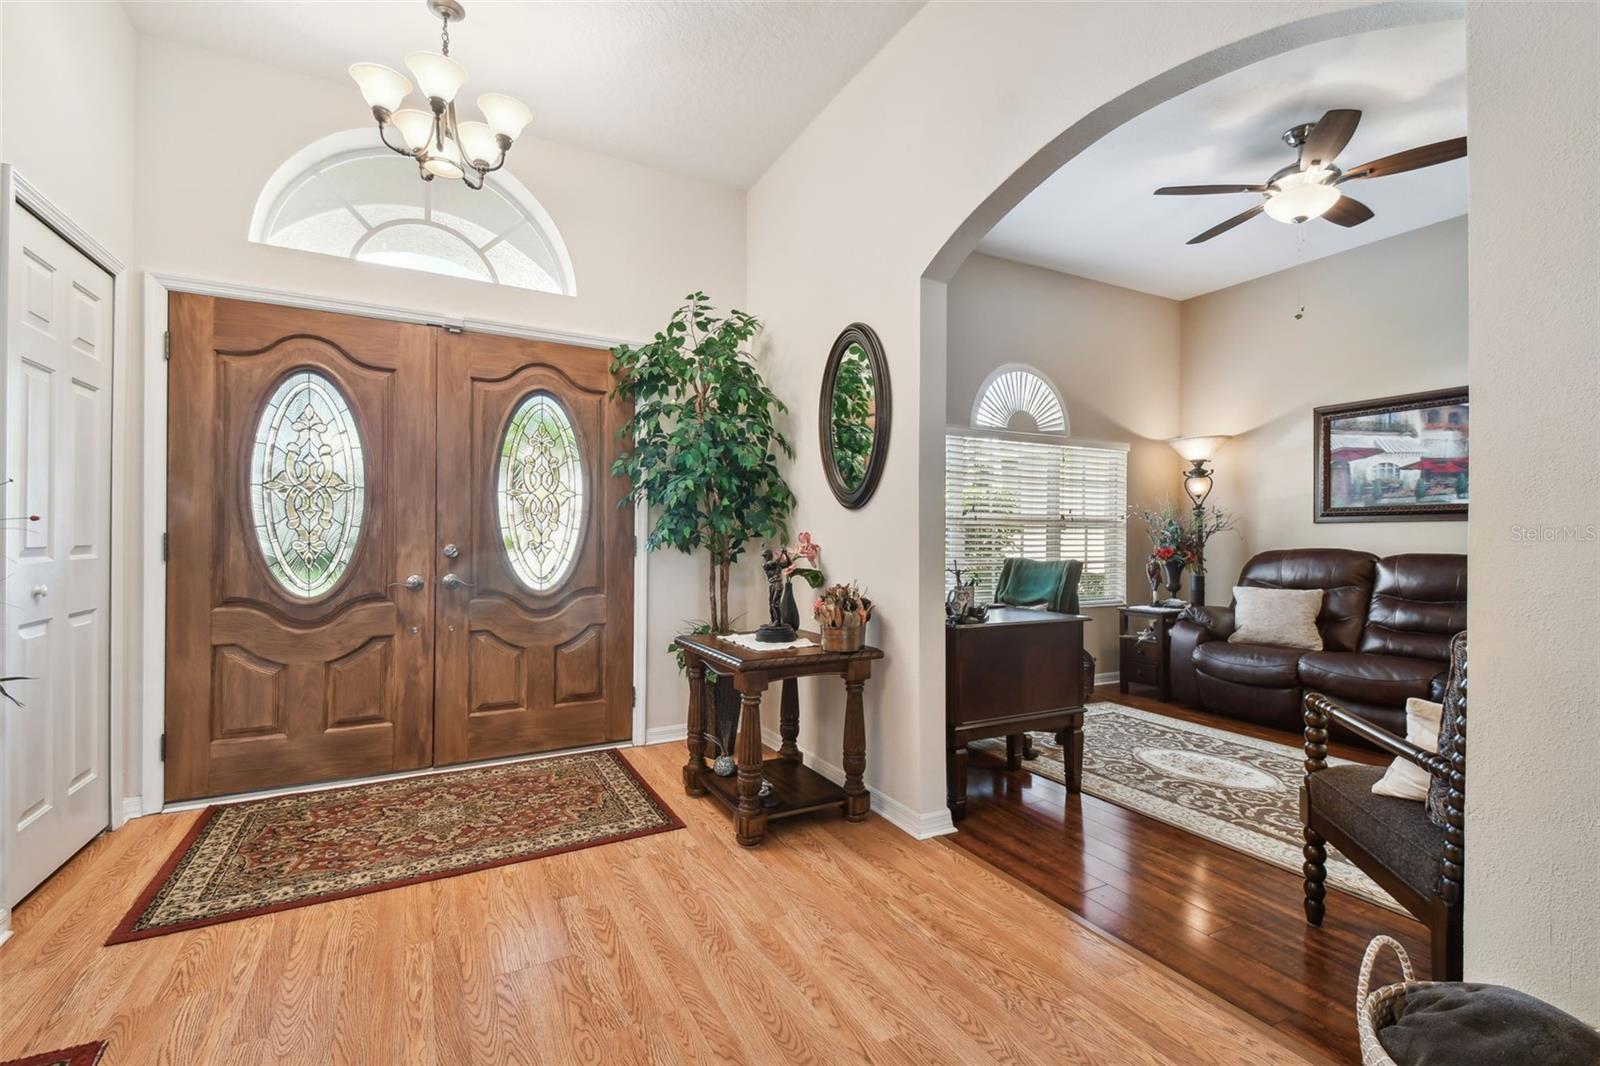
[1308, 764, 1444, 896]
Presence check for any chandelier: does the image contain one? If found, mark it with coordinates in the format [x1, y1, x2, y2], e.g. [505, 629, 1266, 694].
[349, 0, 531, 190]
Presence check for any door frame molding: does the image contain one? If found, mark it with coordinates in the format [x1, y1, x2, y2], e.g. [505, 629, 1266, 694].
[0, 167, 131, 940]
[141, 274, 651, 815]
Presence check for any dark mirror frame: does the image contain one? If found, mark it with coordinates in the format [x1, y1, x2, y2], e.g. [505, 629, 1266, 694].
[819, 322, 891, 509]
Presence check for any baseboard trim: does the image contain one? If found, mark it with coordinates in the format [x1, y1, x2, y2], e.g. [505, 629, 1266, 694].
[121, 797, 145, 822]
[643, 724, 687, 746]
[0, 907, 11, 949]
[760, 727, 955, 840]
[1095, 671, 1120, 685]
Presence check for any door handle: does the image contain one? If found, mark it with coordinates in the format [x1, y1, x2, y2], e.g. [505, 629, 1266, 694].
[440, 573, 475, 590]
[388, 574, 424, 591]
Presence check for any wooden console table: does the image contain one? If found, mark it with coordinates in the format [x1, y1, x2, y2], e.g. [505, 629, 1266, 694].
[675, 632, 883, 847]
[945, 607, 1088, 820]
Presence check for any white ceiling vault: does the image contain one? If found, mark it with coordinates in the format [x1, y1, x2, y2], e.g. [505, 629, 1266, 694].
[978, 21, 1468, 301]
[121, 0, 923, 188]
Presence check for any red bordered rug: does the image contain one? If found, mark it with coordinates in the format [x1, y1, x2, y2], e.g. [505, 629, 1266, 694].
[108, 749, 681, 944]
[0, 1042, 106, 1066]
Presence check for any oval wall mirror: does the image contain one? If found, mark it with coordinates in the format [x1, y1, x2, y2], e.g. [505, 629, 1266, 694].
[819, 323, 891, 509]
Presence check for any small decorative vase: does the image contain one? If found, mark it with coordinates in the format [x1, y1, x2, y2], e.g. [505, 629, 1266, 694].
[820, 624, 864, 653]
[780, 580, 800, 632]
[1162, 558, 1184, 601]
[1190, 573, 1206, 607]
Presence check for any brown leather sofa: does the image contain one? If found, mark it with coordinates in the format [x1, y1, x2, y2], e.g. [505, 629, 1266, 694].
[1169, 549, 1466, 738]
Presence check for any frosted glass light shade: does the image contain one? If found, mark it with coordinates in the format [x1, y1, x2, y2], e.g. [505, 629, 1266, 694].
[390, 109, 437, 153]
[478, 94, 532, 141]
[423, 138, 465, 179]
[350, 63, 412, 113]
[457, 121, 500, 168]
[1264, 180, 1340, 223]
[405, 50, 467, 103]
[1168, 435, 1231, 463]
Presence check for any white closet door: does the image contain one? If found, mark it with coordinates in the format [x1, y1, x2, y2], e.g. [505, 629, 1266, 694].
[3, 206, 113, 908]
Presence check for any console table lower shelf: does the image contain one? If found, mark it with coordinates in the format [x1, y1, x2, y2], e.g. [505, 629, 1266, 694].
[698, 756, 847, 821]
[674, 630, 883, 847]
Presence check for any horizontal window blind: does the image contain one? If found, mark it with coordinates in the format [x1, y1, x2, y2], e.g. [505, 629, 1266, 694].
[946, 431, 1127, 608]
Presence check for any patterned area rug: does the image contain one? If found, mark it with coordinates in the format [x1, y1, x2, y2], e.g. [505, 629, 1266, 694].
[0, 1042, 107, 1066]
[109, 750, 681, 944]
[975, 702, 1403, 913]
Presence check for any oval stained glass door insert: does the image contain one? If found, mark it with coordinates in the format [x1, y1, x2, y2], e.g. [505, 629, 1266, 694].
[250, 370, 366, 598]
[497, 392, 584, 592]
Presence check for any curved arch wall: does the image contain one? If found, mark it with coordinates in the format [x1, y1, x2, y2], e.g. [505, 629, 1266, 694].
[748, 0, 1597, 1018]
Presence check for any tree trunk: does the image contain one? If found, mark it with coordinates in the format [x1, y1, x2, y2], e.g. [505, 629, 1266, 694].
[707, 544, 720, 633]
[718, 555, 730, 636]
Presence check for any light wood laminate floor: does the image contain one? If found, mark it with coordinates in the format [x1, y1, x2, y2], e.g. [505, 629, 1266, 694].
[0, 743, 1315, 1065]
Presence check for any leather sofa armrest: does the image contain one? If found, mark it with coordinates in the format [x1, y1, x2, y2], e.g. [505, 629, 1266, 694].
[1168, 614, 1223, 706]
[1181, 603, 1235, 638]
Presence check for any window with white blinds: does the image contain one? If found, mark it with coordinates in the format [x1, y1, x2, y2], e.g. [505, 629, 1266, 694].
[945, 431, 1128, 607]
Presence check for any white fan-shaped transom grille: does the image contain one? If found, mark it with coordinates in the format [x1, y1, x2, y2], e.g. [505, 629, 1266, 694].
[974, 369, 1067, 433]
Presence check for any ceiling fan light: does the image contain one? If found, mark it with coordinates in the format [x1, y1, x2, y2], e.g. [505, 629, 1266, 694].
[349, 62, 412, 114]
[390, 108, 437, 153]
[1264, 182, 1341, 224]
[478, 93, 532, 142]
[405, 50, 467, 104]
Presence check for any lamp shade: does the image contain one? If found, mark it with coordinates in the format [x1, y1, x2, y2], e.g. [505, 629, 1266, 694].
[405, 50, 467, 103]
[350, 62, 412, 113]
[423, 142, 465, 180]
[478, 93, 532, 141]
[1168, 435, 1231, 464]
[456, 121, 500, 168]
[1264, 170, 1340, 224]
[390, 109, 437, 153]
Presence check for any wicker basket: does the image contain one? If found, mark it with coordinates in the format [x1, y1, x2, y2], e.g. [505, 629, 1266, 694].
[1357, 935, 1440, 1066]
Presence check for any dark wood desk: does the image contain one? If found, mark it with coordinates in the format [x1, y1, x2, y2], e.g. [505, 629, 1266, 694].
[675, 631, 883, 847]
[945, 607, 1087, 820]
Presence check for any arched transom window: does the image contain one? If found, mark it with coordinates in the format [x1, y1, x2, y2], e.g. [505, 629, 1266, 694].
[251, 132, 575, 296]
[972, 365, 1068, 434]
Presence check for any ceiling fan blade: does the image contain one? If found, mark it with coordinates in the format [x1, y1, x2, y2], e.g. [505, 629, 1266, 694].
[1339, 137, 1467, 182]
[1301, 109, 1362, 167]
[1154, 184, 1266, 195]
[1187, 204, 1264, 245]
[1323, 195, 1374, 228]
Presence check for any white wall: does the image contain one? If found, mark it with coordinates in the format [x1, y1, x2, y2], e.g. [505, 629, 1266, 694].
[749, 0, 1596, 1018]
[947, 253, 1181, 672]
[1180, 217, 1468, 598]
[1, 2, 136, 260]
[1463, 1, 1598, 1019]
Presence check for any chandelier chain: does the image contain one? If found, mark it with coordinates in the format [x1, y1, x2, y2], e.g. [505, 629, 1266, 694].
[440, 14, 451, 57]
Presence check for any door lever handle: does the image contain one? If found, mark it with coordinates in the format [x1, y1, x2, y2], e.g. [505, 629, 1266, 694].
[388, 574, 424, 591]
[440, 573, 475, 590]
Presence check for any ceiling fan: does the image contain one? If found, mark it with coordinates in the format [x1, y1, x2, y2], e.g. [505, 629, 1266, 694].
[1155, 109, 1466, 245]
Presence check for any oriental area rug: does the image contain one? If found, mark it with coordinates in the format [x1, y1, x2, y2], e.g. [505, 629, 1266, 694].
[975, 702, 1403, 913]
[108, 750, 681, 944]
[0, 1042, 107, 1066]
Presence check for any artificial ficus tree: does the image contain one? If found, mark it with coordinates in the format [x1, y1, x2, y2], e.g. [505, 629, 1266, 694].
[609, 293, 795, 634]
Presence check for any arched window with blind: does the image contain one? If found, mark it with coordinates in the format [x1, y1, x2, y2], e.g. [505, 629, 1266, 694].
[249, 130, 575, 296]
[948, 366, 1127, 607]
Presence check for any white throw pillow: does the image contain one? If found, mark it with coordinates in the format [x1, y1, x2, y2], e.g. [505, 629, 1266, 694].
[1371, 698, 1444, 801]
[1227, 586, 1325, 650]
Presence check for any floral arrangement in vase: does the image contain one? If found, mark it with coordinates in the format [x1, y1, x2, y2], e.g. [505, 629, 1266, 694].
[813, 581, 874, 652]
[1130, 500, 1237, 602]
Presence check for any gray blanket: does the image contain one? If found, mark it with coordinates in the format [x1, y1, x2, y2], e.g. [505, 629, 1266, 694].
[1379, 983, 1600, 1066]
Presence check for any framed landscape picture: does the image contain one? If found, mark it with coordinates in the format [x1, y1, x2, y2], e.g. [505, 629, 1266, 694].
[1313, 387, 1468, 522]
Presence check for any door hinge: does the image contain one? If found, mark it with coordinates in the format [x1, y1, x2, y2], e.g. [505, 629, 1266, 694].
[161, 532, 168, 562]
[159, 733, 167, 762]
[163, 330, 171, 360]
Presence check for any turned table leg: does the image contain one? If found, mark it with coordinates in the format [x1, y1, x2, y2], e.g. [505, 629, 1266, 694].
[778, 678, 800, 763]
[683, 660, 707, 796]
[734, 687, 768, 847]
[842, 677, 869, 822]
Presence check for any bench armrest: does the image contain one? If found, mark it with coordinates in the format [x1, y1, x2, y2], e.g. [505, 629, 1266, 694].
[1303, 692, 1449, 777]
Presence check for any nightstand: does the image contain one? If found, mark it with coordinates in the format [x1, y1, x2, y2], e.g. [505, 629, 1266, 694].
[1118, 605, 1186, 702]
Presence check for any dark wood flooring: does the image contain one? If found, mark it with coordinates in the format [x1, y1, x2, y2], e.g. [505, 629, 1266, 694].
[943, 685, 1429, 1065]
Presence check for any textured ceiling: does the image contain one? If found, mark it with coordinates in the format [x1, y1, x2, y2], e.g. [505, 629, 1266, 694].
[978, 21, 1468, 300]
[122, 0, 922, 187]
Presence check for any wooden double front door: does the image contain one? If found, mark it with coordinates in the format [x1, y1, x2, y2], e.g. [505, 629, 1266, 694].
[165, 295, 632, 801]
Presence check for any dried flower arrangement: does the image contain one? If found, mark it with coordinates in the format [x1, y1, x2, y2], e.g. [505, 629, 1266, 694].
[813, 582, 875, 629]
